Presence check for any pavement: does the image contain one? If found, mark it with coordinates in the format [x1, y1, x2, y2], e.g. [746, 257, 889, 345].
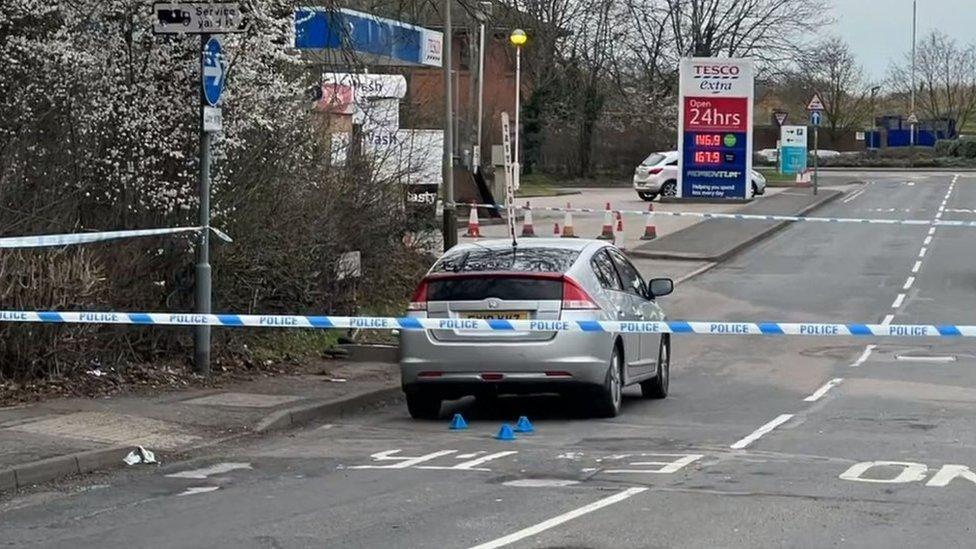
[8, 171, 976, 547]
[0, 361, 400, 493]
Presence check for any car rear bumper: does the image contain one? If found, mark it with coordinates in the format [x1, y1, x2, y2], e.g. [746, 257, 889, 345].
[633, 177, 662, 192]
[399, 330, 613, 396]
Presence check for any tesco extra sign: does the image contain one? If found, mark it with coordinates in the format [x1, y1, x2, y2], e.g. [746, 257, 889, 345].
[692, 64, 742, 94]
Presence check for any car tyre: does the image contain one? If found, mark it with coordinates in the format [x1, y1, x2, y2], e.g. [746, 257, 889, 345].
[751, 182, 759, 198]
[660, 181, 677, 199]
[638, 192, 657, 201]
[641, 335, 670, 399]
[406, 391, 442, 419]
[593, 345, 623, 418]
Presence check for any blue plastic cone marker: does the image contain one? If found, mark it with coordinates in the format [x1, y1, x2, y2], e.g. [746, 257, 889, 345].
[449, 413, 468, 430]
[514, 416, 534, 434]
[495, 423, 517, 441]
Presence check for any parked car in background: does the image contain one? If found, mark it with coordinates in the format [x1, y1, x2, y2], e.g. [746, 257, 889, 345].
[633, 151, 766, 201]
[756, 148, 779, 164]
[400, 239, 675, 419]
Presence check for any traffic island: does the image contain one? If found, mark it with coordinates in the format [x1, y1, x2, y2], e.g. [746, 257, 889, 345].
[629, 189, 843, 262]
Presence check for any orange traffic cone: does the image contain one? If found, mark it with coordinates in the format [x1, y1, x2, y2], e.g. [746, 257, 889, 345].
[641, 203, 658, 240]
[463, 203, 481, 238]
[561, 203, 577, 238]
[598, 202, 614, 240]
[614, 217, 625, 250]
[521, 202, 536, 237]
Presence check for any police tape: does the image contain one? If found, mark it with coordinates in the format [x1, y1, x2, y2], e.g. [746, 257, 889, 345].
[450, 202, 976, 229]
[0, 310, 969, 337]
[0, 226, 233, 249]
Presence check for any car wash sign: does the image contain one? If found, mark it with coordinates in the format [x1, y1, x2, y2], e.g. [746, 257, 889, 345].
[678, 58, 754, 199]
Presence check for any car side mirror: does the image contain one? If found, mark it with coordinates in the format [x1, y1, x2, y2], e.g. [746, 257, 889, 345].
[647, 278, 674, 299]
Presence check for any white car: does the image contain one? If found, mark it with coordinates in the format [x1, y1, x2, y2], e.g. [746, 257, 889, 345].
[633, 151, 767, 201]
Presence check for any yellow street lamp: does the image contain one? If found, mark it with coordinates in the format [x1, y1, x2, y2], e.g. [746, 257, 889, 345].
[510, 29, 526, 192]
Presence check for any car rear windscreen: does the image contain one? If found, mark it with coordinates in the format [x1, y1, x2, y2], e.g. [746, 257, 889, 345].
[427, 277, 562, 301]
[431, 247, 579, 274]
[641, 153, 665, 166]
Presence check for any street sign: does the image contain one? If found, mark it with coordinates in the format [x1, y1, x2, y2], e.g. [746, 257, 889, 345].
[907, 112, 920, 124]
[202, 37, 225, 107]
[780, 125, 808, 176]
[677, 58, 755, 200]
[807, 94, 825, 111]
[774, 111, 789, 126]
[153, 3, 247, 34]
[203, 106, 222, 132]
[810, 110, 823, 127]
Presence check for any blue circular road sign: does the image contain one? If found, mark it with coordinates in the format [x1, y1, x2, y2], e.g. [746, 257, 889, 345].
[202, 37, 224, 107]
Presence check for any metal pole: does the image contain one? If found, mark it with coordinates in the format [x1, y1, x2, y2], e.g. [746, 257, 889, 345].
[910, 0, 917, 148]
[474, 22, 485, 171]
[194, 34, 212, 375]
[813, 126, 819, 196]
[513, 46, 521, 190]
[442, 0, 457, 251]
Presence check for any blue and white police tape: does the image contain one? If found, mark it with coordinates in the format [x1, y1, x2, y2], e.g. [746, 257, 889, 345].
[0, 311, 971, 337]
[450, 202, 976, 229]
[0, 226, 232, 249]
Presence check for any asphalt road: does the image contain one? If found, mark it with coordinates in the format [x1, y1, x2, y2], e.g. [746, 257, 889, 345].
[3, 171, 976, 548]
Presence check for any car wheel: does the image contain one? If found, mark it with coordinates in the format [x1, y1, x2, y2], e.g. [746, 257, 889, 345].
[593, 345, 623, 417]
[405, 391, 442, 419]
[641, 335, 670, 399]
[660, 181, 677, 199]
[638, 192, 657, 202]
[751, 182, 758, 198]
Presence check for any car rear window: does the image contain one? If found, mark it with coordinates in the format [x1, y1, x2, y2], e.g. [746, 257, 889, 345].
[431, 247, 580, 274]
[427, 277, 562, 301]
[641, 153, 666, 166]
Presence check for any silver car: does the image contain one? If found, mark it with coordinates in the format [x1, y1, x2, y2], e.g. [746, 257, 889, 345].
[399, 238, 674, 419]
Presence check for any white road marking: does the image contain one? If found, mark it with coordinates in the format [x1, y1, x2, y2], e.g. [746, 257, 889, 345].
[503, 479, 580, 488]
[804, 378, 844, 402]
[467, 487, 647, 549]
[843, 189, 866, 203]
[456, 452, 485, 459]
[891, 293, 906, 308]
[850, 344, 876, 367]
[928, 227, 937, 236]
[903, 276, 916, 290]
[840, 461, 928, 484]
[926, 465, 976, 487]
[895, 355, 957, 363]
[918, 247, 927, 258]
[730, 414, 794, 450]
[417, 451, 518, 471]
[912, 260, 923, 273]
[177, 486, 221, 497]
[603, 453, 703, 475]
[881, 314, 895, 326]
[923, 235, 932, 245]
[349, 449, 457, 469]
[166, 462, 252, 479]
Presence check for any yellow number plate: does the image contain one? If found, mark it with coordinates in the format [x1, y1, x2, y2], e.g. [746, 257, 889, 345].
[463, 311, 529, 321]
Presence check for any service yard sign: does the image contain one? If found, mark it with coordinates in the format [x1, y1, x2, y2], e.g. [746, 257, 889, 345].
[678, 58, 755, 199]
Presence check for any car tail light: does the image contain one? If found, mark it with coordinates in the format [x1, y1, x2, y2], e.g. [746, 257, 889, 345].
[562, 277, 599, 310]
[648, 167, 663, 175]
[408, 279, 428, 311]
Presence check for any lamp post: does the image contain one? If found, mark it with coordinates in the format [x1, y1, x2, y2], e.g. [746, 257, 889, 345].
[510, 28, 526, 192]
[442, 0, 456, 252]
[870, 85, 881, 149]
[910, 0, 917, 148]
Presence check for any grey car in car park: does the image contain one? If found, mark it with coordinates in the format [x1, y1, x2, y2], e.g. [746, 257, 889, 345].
[399, 238, 674, 419]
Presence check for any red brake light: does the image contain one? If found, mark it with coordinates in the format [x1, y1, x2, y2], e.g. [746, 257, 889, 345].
[562, 277, 599, 310]
[408, 280, 428, 311]
[648, 167, 663, 175]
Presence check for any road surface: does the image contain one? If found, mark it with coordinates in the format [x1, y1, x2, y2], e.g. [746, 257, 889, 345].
[2, 172, 975, 548]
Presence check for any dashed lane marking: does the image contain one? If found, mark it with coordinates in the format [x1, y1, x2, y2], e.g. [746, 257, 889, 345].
[850, 344, 877, 367]
[895, 355, 957, 363]
[891, 293, 906, 308]
[503, 479, 580, 488]
[804, 378, 844, 402]
[912, 260, 922, 273]
[730, 414, 794, 450]
[903, 276, 916, 290]
[177, 486, 221, 497]
[466, 487, 648, 549]
[882, 314, 895, 326]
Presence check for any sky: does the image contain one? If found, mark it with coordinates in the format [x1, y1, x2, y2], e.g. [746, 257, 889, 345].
[833, 0, 976, 81]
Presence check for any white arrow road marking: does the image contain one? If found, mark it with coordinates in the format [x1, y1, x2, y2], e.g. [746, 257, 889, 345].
[166, 462, 252, 479]
[467, 487, 647, 549]
[730, 414, 794, 450]
[417, 451, 518, 471]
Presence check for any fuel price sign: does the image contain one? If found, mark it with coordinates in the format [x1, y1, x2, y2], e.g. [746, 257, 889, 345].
[677, 58, 754, 199]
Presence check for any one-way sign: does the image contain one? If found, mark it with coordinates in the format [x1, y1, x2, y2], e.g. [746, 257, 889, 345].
[154, 2, 247, 34]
